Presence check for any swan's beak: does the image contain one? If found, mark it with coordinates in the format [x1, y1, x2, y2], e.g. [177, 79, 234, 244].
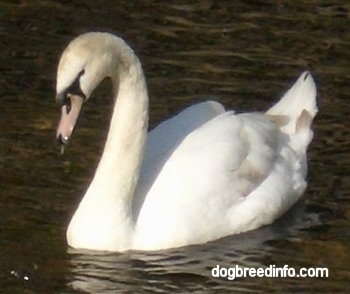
[56, 94, 84, 153]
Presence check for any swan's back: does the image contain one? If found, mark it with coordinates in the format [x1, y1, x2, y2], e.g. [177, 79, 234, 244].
[133, 72, 317, 251]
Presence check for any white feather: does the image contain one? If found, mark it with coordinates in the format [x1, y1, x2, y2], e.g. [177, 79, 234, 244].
[56, 32, 318, 251]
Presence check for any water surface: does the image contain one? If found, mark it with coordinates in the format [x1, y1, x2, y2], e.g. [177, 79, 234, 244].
[0, 1, 349, 293]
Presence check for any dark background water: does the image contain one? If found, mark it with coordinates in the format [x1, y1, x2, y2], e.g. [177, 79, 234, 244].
[0, 1, 349, 293]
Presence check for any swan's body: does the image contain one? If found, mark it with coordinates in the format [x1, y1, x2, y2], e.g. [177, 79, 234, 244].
[55, 32, 317, 252]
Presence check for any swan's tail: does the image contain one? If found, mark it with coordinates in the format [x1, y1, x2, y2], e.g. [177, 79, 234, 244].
[266, 71, 318, 151]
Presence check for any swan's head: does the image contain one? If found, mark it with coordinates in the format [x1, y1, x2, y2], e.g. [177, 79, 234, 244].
[55, 32, 122, 150]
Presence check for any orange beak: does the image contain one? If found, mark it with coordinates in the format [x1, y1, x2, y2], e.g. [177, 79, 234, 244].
[56, 94, 84, 153]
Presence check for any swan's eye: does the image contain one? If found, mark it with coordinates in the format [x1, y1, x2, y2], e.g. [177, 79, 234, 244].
[78, 69, 85, 77]
[57, 69, 86, 107]
[66, 69, 86, 99]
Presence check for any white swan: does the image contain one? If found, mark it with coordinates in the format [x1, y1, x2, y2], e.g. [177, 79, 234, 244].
[55, 32, 317, 252]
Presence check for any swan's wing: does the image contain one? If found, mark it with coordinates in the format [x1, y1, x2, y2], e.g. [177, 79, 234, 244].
[133, 101, 225, 216]
[134, 112, 289, 249]
[145, 112, 279, 201]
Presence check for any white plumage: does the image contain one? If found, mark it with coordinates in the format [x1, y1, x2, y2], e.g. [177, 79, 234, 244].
[55, 32, 317, 251]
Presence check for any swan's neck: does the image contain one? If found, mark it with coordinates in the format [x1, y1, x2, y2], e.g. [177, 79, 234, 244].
[91, 62, 148, 209]
[68, 50, 148, 251]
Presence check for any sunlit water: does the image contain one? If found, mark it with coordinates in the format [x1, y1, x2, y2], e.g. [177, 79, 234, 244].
[0, 1, 349, 293]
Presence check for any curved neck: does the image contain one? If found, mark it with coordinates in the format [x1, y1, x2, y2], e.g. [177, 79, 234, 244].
[84, 50, 149, 221]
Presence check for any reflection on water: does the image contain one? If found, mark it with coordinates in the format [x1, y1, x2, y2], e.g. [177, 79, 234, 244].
[66, 202, 324, 293]
[0, 1, 349, 293]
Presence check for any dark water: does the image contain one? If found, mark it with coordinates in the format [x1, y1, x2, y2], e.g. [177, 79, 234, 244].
[1, 1, 349, 293]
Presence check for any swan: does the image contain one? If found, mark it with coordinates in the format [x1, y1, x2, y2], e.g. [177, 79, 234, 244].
[55, 32, 317, 252]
